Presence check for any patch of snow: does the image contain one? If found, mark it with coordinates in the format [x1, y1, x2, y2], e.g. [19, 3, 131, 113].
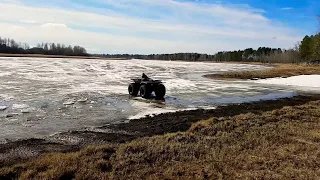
[12, 104, 29, 109]
[199, 106, 217, 110]
[63, 99, 75, 105]
[209, 92, 296, 104]
[255, 75, 320, 90]
[0, 106, 7, 111]
[21, 108, 36, 113]
[77, 98, 87, 102]
[128, 108, 178, 120]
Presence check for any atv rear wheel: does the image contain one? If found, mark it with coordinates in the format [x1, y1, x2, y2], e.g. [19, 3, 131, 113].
[140, 85, 152, 99]
[155, 84, 166, 98]
[128, 83, 140, 96]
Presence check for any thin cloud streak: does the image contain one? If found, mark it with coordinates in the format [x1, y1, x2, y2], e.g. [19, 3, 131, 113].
[281, 7, 293, 10]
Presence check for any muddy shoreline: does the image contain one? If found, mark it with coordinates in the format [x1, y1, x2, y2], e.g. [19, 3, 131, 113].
[1, 94, 319, 167]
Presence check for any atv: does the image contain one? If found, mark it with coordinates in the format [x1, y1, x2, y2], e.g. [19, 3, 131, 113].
[128, 73, 166, 99]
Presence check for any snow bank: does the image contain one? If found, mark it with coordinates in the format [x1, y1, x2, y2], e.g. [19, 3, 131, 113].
[255, 75, 320, 90]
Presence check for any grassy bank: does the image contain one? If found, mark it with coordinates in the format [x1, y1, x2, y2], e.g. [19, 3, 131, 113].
[1, 95, 320, 179]
[204, 64, 320, 80]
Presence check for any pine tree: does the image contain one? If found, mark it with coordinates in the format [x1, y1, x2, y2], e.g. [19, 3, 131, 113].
[299, 35, 312, 60]
[312, 33, 320, 59]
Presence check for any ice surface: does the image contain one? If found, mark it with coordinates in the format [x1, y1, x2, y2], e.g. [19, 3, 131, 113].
[0, 57, 311, 142]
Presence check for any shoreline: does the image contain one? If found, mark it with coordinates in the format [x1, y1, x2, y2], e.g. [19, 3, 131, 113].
[204, 63, 320, 80]
[1, 94, 319, 167]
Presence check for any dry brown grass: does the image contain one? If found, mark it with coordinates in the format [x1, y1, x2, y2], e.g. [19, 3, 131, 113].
[205, 64, 320, 80]
[0, 145, 117, 180]
[1, 98, 320, 179]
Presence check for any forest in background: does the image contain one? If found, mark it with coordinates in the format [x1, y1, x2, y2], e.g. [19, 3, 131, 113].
[0, 37, 88, 56]
[95, 31, 320, 64]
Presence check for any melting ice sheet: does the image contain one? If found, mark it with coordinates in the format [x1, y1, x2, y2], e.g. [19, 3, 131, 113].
[0, 57, 308, 142]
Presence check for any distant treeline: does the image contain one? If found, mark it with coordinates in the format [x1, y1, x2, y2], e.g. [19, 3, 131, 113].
[95, 30, 320, 64]
[93, 47, 301, 63]
[95, 34, 320, 64]
[0, 37, 88, 56]
[92, 53, 215, 61]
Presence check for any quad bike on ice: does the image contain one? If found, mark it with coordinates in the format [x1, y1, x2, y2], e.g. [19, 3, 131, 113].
[128, 73, 166, 99]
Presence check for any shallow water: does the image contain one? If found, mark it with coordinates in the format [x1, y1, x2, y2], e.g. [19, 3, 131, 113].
[0, 57, 296, 142]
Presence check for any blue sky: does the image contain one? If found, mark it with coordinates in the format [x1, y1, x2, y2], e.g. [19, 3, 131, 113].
[0, 0, 319, 54]
[228, 0, 319, 30]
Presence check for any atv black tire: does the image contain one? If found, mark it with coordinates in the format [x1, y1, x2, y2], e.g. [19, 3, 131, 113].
[128, 83, 140, 96]
[140, 85, 152, 99]
[155, 84, 166, 98]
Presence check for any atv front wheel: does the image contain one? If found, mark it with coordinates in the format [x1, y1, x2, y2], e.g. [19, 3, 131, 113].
[140, 85, 152, 99]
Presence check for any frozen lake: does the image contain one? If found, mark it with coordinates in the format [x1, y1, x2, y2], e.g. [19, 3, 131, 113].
[0, 57, 303, 142]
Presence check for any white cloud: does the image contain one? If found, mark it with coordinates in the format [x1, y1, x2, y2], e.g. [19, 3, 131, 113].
[20, 20, 37, 24]
[281, 7, 293, 10]
[0, 1, 304, 54]
[40, 23, 68, 29]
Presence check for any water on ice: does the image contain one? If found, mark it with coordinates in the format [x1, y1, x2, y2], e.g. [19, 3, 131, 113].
[0, 57, 309, 141]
